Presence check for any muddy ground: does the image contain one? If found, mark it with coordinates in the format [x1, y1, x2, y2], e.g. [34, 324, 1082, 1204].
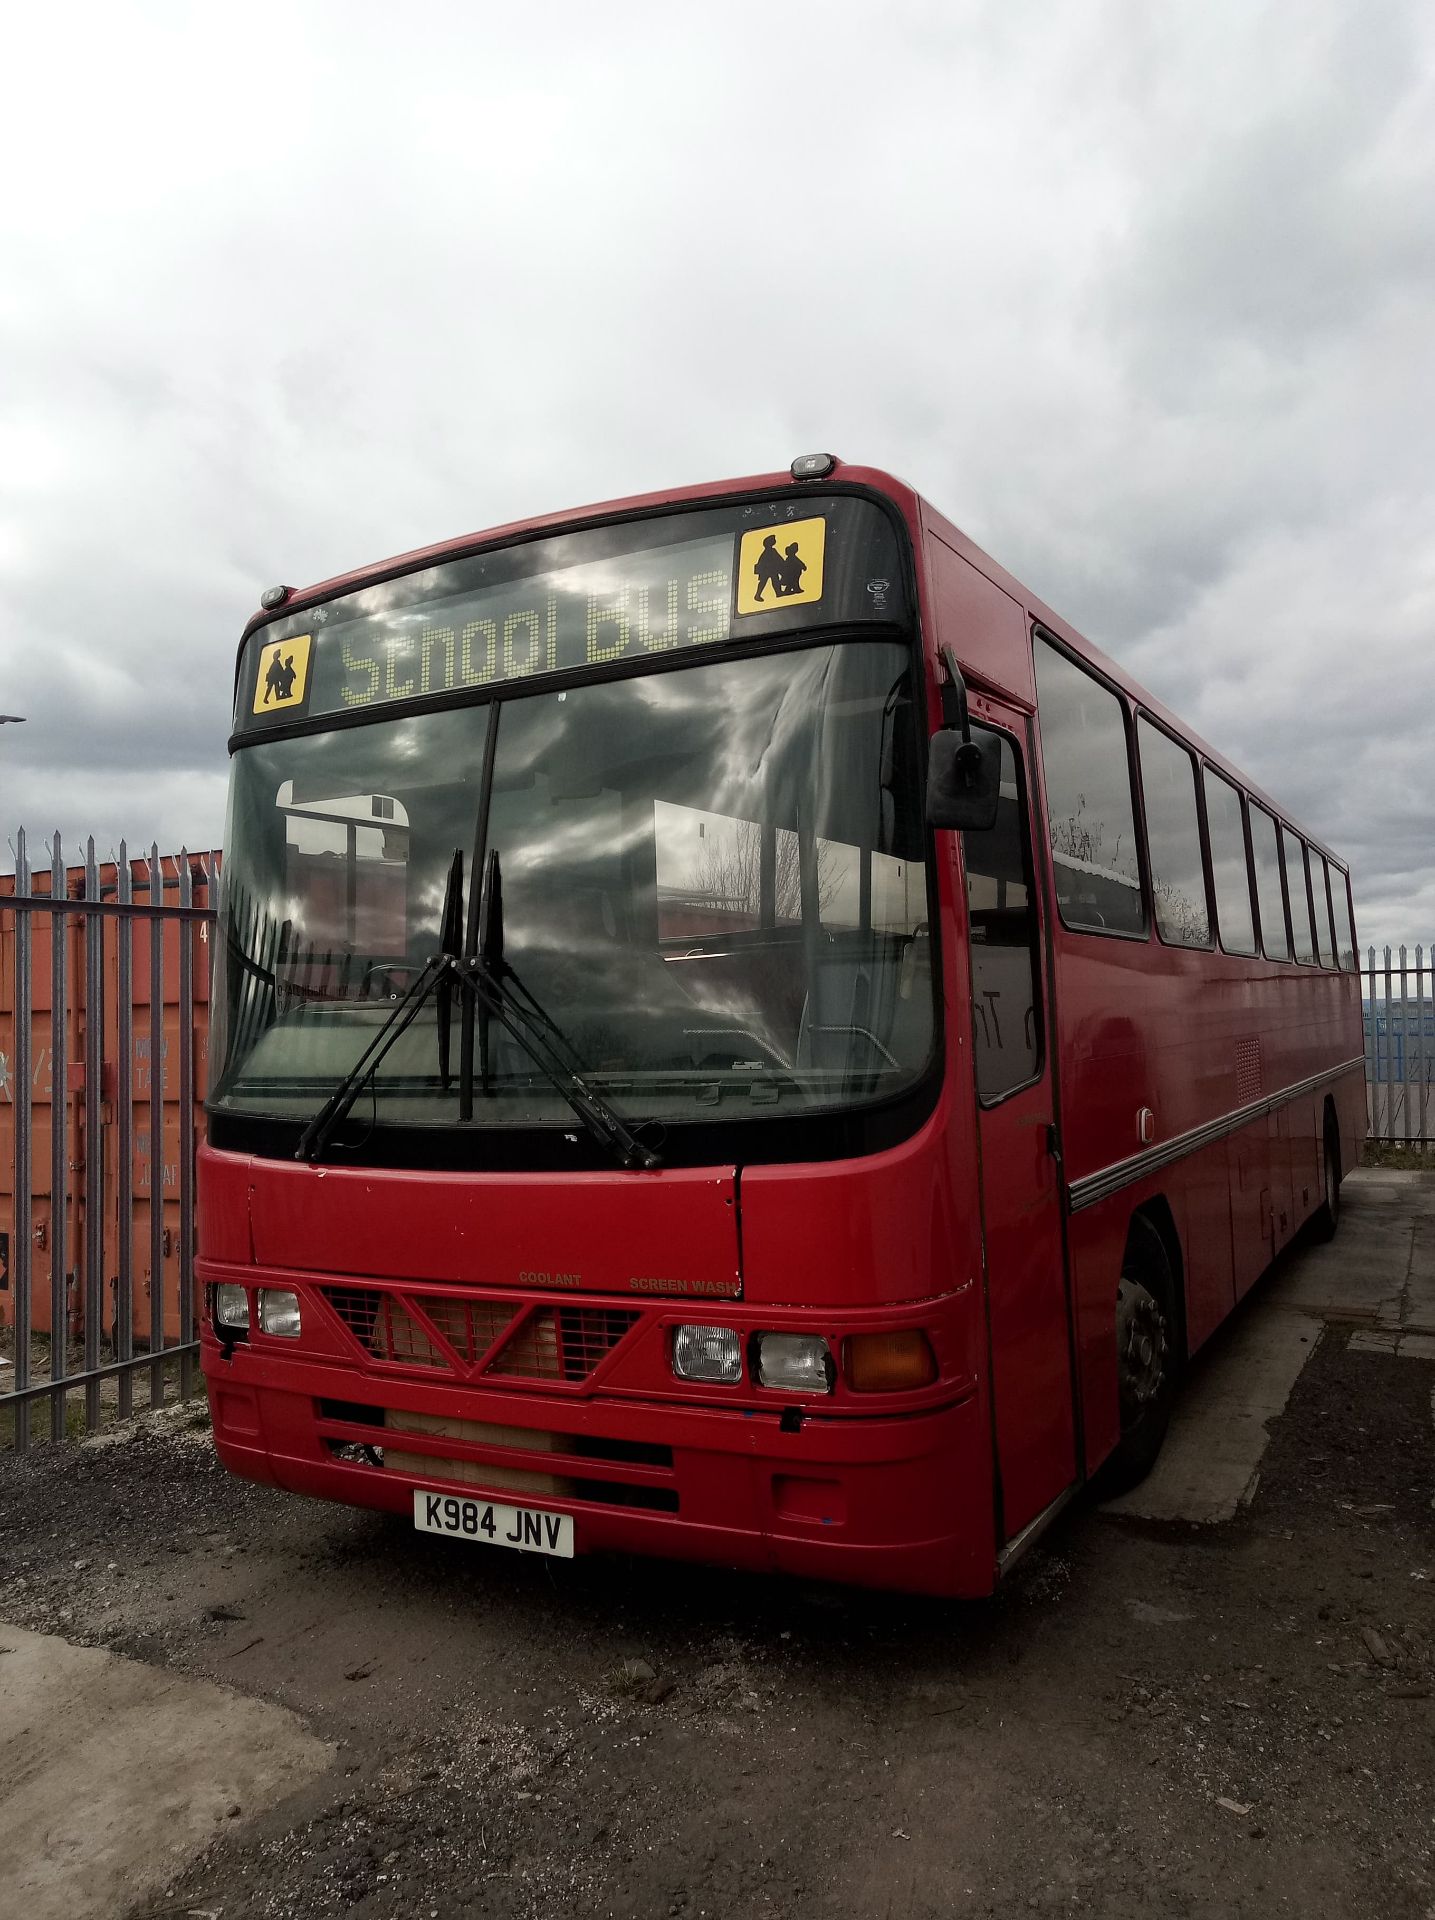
[0, 1318, 1431, 1920]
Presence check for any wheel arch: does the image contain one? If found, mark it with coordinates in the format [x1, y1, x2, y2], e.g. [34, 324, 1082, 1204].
[1322, 1092, 1342, 1172]
[1123, 1196, 1188, 1367]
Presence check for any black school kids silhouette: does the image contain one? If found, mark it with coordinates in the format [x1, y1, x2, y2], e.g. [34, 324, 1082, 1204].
[752, 531, 810, 603]
[263, 649, 299, 705]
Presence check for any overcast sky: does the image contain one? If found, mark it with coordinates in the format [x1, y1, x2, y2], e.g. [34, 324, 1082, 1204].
[2, 1, 1432, 953]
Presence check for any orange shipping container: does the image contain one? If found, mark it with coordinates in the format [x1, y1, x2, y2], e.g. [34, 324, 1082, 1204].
[0, 848, 217, 1350]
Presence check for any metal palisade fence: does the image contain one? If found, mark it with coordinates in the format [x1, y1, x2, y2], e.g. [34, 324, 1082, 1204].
[1, 831, 217, 1448]
[1362, 944, 1433, 1146]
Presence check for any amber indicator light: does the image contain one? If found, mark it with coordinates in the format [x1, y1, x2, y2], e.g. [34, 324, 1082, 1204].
[844, 1330, 938, 1393]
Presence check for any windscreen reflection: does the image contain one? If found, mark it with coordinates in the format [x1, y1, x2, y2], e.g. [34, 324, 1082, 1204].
[212, 641, 934, 1132]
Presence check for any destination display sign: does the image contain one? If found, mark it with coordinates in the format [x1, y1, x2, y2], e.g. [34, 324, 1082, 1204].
[235, 495, 905, 733]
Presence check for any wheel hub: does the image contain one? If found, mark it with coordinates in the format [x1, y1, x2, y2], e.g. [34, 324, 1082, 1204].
[1117, 1277, 1169, 1411]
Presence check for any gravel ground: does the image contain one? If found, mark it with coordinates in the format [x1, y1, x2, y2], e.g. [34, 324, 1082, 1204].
[0, 1327, 1431, 1920]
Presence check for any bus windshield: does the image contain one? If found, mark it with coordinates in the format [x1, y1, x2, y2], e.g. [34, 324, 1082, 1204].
[211, 640, 935, 1137]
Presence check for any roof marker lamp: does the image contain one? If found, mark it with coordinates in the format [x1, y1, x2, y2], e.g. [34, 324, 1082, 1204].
[791, 452, 836, 480]
[754, 1332, 834, 1393]
[214, 1284, 250, 1334]
[672, 1324, 742, 1385]
[260, 584, 291, 610]
[258, 1288, 303, 1339]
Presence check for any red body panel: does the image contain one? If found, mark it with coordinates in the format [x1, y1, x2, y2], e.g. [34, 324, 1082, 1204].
[205, 459, 1364, 1597]
[203, 1149, 741, 1299]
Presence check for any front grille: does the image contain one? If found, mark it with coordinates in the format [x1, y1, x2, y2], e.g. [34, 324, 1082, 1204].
[322, 1288, 450, 1367]
[415, 1295, 514, 1366]
[488, 1307, 640, 1383]
[316, 1287, 641, 1387]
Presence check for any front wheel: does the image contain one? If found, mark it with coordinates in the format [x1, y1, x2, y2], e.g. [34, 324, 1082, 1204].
[1103, 1219, 1178, 1492]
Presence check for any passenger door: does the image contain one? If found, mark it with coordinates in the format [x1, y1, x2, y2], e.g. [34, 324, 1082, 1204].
[960, 715, 1076, 1542]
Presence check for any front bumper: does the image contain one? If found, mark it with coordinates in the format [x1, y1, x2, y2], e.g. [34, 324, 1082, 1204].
[202, 1332, 996, 1598]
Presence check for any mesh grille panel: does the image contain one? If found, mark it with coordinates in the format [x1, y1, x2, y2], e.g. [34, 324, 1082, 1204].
[1236, 1037, 1263, 1105]
[319, 1290, 639, 1383]
[488, 1307, 640, 1383]
[416, 1296, 515, 1366]
[322, 1289, 449, 1369]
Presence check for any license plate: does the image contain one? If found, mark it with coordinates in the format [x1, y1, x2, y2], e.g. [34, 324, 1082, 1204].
[412, 1489, 574, 1557]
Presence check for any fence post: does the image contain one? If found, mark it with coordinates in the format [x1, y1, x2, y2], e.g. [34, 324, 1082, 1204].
[82, 838, 104, 1433]
[116, 844, 135, 1419]
[177, 851, 196, 1402]
[1399, 944, 1411, 1144]
[148, 844, 165, 1408]
[49, 834, 68, 1440]
[12, 830, 32, 1451]
[1422, 945, 1432, 1146]
[1363, 947, 1374, 1136]
[1382, 946, 1395, 1141]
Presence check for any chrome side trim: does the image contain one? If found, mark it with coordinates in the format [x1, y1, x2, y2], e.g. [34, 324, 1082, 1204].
[1067, 1054, 1365, 1214]
[996, 1483, 1080, 1576]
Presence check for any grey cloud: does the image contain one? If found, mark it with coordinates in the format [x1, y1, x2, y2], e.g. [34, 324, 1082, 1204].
[2, 0, 1433, 957]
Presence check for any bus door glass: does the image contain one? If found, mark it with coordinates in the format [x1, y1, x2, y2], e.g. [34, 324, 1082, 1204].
[961, 714, 1076, 1540]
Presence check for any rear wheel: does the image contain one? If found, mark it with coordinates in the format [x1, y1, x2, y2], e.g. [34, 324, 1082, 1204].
[1104, 1217, 1178, 1492]
[1312, 1123, 1342, 1242]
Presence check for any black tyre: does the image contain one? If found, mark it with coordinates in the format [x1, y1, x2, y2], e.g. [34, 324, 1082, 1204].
[1103, 1215, 1179, 1492]
[1311, 1123, 1342, 1243]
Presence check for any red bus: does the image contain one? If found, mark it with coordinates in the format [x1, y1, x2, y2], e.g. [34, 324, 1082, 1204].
[199, 458, 1363, 1596]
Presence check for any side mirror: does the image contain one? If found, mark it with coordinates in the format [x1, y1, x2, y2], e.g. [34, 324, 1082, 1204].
[926, 727, 1001, 832]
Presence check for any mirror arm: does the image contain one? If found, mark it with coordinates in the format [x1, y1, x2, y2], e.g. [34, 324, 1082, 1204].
[938, 646, 972, 742]
[937, 646, 984, 790]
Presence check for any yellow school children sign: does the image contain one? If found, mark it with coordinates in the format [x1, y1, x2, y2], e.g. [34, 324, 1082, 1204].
[252, 634, 313, 714]
[736, 517, 826, 616]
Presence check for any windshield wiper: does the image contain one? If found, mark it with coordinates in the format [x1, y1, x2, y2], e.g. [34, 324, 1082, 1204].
[295, 846, 660, 1171]
[458, 849, 661, 1171]
[295, 850, 466, 1164]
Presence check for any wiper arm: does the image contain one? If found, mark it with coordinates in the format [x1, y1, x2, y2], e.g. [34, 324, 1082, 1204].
[295, 850, 465, 1164]
[458, 849, 661, 1171]
[294, 846, 660, 1172]
[455, 956, 662, 1170]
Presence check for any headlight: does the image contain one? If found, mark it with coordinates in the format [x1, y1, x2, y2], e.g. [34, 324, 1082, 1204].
[258, 1288, 302, 1338]
[672, 1324, 742, 1384]
[753, 1332, 834, 1393]
[214, 1284, 250, 1332]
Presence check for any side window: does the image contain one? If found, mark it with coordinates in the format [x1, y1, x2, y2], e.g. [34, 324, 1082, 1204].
[1201, 769, 1256, 956]
[1334, 866, 1358, 970]
[1034, 638, 1144, 935]
[1248, 804, 1290, 960]
[1312, 853, 1337, 966]
[1137, 718, 1211, 947]
[962, 728, 1041, 1100]
[1281, 827, 1317, 964]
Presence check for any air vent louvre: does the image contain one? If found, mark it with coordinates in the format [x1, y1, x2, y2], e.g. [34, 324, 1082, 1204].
[1235, 1037, 1263, 1105]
